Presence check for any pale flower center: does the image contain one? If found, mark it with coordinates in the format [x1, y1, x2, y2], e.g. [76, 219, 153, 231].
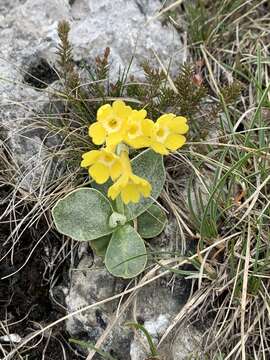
[100, 153, 115, 167]
[156, 126, 169, 142]
[104, 118, 122, 133]
[108, 119, 118, 128]
[127, 123, 142, 139]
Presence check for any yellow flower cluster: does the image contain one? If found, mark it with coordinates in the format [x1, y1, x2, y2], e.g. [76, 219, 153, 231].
[81, 100, 188, 204]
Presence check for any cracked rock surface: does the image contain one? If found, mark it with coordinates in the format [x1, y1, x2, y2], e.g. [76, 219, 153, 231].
[0, 0, 183, 190]
[0, 1, 203, 359]
[62, 220, 202, 360]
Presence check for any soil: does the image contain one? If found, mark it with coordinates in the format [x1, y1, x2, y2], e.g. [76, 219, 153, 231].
[0, 186, 79, 359]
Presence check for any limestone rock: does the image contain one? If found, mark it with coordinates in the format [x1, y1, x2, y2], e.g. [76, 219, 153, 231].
[65, 252, 131, 359]
[0, 0, 183, 190]
[64, 220, 193, 359]
[172, 325, 204, 360]
[69, 0, 182, 78]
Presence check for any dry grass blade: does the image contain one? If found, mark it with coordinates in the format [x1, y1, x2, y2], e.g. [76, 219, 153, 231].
[240, 218, 251, 360]
[2, 234, 237, 360]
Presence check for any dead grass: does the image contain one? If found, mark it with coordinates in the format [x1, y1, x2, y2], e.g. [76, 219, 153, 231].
[1, 0, 270, 359]
[164, 1, 270, 359]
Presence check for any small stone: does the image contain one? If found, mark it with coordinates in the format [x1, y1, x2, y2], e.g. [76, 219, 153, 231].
[0, 334, 22, 343]
[172, 325, 204, 360]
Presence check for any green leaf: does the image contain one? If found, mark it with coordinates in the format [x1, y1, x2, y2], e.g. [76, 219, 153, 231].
[52, 188, 114, 241]
[90, 234, 111, 257]
[125, 322, 159, 358]
[105, 224, 147, 278]
[124, 149, 165, 221]
[137, 204, 167, 239]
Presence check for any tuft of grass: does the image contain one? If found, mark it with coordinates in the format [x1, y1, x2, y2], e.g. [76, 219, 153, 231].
[2, 2, 270, 359]
[0, 14, 212, 359]
[162, 2, 270, 356]
[184, 0, 266, 52]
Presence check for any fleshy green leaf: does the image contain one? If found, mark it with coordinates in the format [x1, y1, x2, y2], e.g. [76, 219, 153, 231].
[124, 149, 165, 221]
[52, 188, 114, 241]
[105, 224, 147, 278]
[90, 234, 111, 257]
[137, 204, 167, 239]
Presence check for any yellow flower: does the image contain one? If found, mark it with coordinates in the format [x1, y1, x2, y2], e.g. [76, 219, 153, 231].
[108, 150, 151, 204]
[81, 148, 122, 184]
[150, 114, 189, 155]
[124, 109, 154, 149]
[89, 100, 132, 146]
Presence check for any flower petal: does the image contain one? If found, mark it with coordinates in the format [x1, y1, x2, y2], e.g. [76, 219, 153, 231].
[121, 187, 131, 204]
[110, 161, 122, 180]
[81, 150, 100, 167]
[165, 134, 186, 151]
[89, 123, 106, 145]
[112, 100, 125, 112]
[108, 182, 120, 200]
[129, 109, 147, 122]
[112, 100, 132, 118]
[121, 185, 140, 204]
[156, 113, 175, 126]
[141, 119, 154, 136]
[97, 104, 113, 122]
[105, 144, 117, 153]
[131, 174, 143, 185]
[168, 117, 189, 134]
[89, 163, 109, 184]
[127, 136, 150, 149]
[150, 141, 169, 155]
[140, 182, 152, 197]
[130, 175, 151, 197]
[106, 132, 123, 146]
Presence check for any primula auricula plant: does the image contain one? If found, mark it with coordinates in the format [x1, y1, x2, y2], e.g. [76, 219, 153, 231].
[52, 100, 188, 278]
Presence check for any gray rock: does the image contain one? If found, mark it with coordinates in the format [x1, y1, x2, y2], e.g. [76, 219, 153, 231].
[65, 251, 131, 359]
[69, 0, 182, 78]
[130, 322, 204, 360]
[0, 0, 67, 190]
[0, 0, 183, 190]
[0, 2, 201, 357]
[63, 219, 193, 359]
[172, 325, 204, 360]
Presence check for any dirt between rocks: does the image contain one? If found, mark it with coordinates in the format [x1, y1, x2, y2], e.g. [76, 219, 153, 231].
[0, 187, 78, 360]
